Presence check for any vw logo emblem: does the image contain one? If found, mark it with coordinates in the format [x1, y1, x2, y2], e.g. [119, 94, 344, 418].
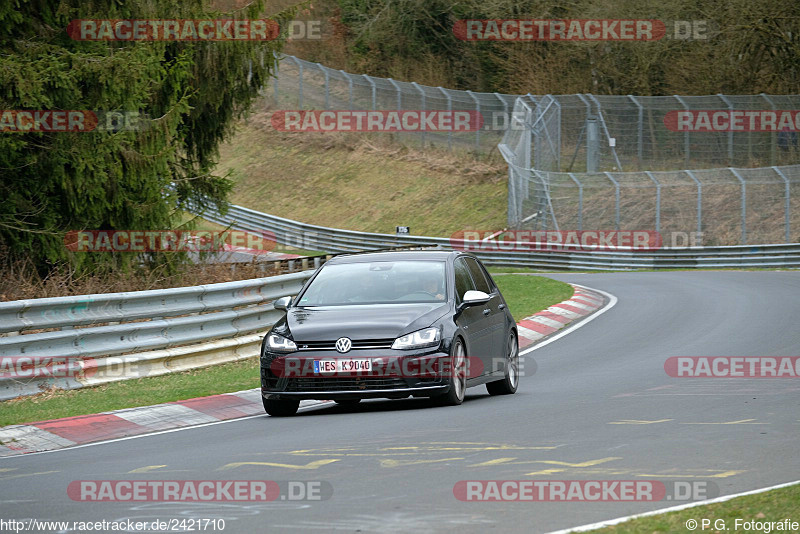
[335, 337, 352, 353]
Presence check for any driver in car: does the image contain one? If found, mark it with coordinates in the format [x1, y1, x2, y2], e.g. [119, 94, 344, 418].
[422, 274, 445, 301]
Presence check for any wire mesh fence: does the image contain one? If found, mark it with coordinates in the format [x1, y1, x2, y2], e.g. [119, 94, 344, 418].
[266, 54, 800, 245]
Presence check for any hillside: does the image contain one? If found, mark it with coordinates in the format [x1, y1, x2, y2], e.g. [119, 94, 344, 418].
[216, 107, 508, 237]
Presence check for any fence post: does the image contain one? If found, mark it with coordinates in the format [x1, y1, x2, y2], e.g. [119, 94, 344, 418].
[467, 90, 481, 150]
[628, 95, 643, 170]
[718, 94, 735, 166]
[645, 171, 661, 234]
[567, 173, 583, 231]
[587, 94, 624, 171]
[728, 168, 747, 244]
[289, 56, 304, 108]
[494, 93, 509, 133]
[604, 171, 621, 231]
[365, 75, 376, 110]
[762, 93, 777, 165]
[674, 95, 690, 167]
[317, 63, 330, 109]
[412, 82, 427, 148]
[684, 170, 702, 237]
[438, 87, 453, 151]
[388, 78, 402, 109]
[772, 166, 791, 243]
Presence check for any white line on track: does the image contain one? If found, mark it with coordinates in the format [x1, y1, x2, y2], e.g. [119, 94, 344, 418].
[545, 479, 800, 533]
[519, 284, 618, 357]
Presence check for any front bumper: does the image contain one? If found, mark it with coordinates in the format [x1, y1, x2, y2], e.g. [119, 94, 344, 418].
[261, 349, 451, 401]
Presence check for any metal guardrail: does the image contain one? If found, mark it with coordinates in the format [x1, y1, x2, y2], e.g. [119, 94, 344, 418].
[0, 271, 315, 399]
[197, 202, 800, 270]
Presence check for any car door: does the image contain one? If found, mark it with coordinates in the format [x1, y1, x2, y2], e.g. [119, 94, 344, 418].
[463, 257, 507, 376]
[453, 257, 492, 378]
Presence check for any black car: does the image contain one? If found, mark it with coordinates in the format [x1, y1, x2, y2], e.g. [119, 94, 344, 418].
[259, 250, 519, 416]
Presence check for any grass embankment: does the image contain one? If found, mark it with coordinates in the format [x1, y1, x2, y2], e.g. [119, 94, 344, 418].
[216, 113, 508, 237]
[0, 275, 571, 427]
[592, 482, 800, 533]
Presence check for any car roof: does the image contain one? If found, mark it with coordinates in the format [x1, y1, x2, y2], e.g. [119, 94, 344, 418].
[326, 249, 460, 264]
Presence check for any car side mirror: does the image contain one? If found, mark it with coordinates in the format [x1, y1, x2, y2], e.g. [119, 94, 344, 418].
[460, 290, 491, 309]
[273, 296, 292, 311]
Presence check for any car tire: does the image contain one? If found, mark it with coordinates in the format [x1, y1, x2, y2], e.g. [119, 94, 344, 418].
[263, 397, 300, 417]
[334, 399, 361, 406]
[434, 337, 467, 406]
[486, 331, 519, 396]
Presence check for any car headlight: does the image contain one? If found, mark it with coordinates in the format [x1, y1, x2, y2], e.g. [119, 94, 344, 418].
[266, 333, 297, 353]
[391, 327, 441, 350]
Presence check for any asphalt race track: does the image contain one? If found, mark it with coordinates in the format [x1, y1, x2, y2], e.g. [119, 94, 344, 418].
[2, 271, 799, 533]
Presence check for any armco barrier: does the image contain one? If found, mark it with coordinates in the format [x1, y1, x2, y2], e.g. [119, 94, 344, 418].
[195, 202, 800, 270]
[0, 271, 315, 400]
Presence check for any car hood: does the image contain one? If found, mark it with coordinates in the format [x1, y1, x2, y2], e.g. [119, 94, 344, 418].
[276, 303, 450, 342]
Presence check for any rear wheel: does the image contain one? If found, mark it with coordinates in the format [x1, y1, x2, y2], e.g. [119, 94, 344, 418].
[263, 397, 299, 417]
[434, 338, 467, 406]
[486, 331, 519, 396]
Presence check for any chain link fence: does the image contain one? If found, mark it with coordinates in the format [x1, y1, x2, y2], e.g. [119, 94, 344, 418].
[266, 54, 800, 245]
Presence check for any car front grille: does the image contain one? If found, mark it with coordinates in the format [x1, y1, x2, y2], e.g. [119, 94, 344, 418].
[295, 338, 395, 351]
[285, 376, 408, 392]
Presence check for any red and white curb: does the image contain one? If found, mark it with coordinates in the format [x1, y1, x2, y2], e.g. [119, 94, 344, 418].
[0, 284, 605, 457]
[0, 392, 326, 457]
[516, 284, 604, 349]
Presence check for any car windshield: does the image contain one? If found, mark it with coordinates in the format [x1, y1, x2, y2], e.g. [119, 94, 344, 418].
[296, 260, 447, 306]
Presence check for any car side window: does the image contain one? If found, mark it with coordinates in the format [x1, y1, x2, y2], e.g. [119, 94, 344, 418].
[453, 258, 476, 304]
[464, 257, 492, 294]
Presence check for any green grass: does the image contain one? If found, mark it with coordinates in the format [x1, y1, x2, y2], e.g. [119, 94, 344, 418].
[0, 276, 572, 427]
[493, 274, 573, 322]
[594, 482, 800, 533]
[0, 359, 259, 428]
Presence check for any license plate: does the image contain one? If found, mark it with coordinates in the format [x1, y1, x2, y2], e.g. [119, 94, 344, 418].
[314, 359, 372, 374]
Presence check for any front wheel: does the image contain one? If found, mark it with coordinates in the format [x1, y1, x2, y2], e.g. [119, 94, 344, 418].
[434, 338, 467, 406]
[263, 397, 299, 417]
[486, 331, 519, 396]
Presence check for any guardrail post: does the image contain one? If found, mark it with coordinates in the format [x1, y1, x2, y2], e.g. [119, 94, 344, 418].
[288, 260, 296, 272]
[772, 166, 791, 243]
[301, 258, 309, 270]
[728, 168, 747, 244]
